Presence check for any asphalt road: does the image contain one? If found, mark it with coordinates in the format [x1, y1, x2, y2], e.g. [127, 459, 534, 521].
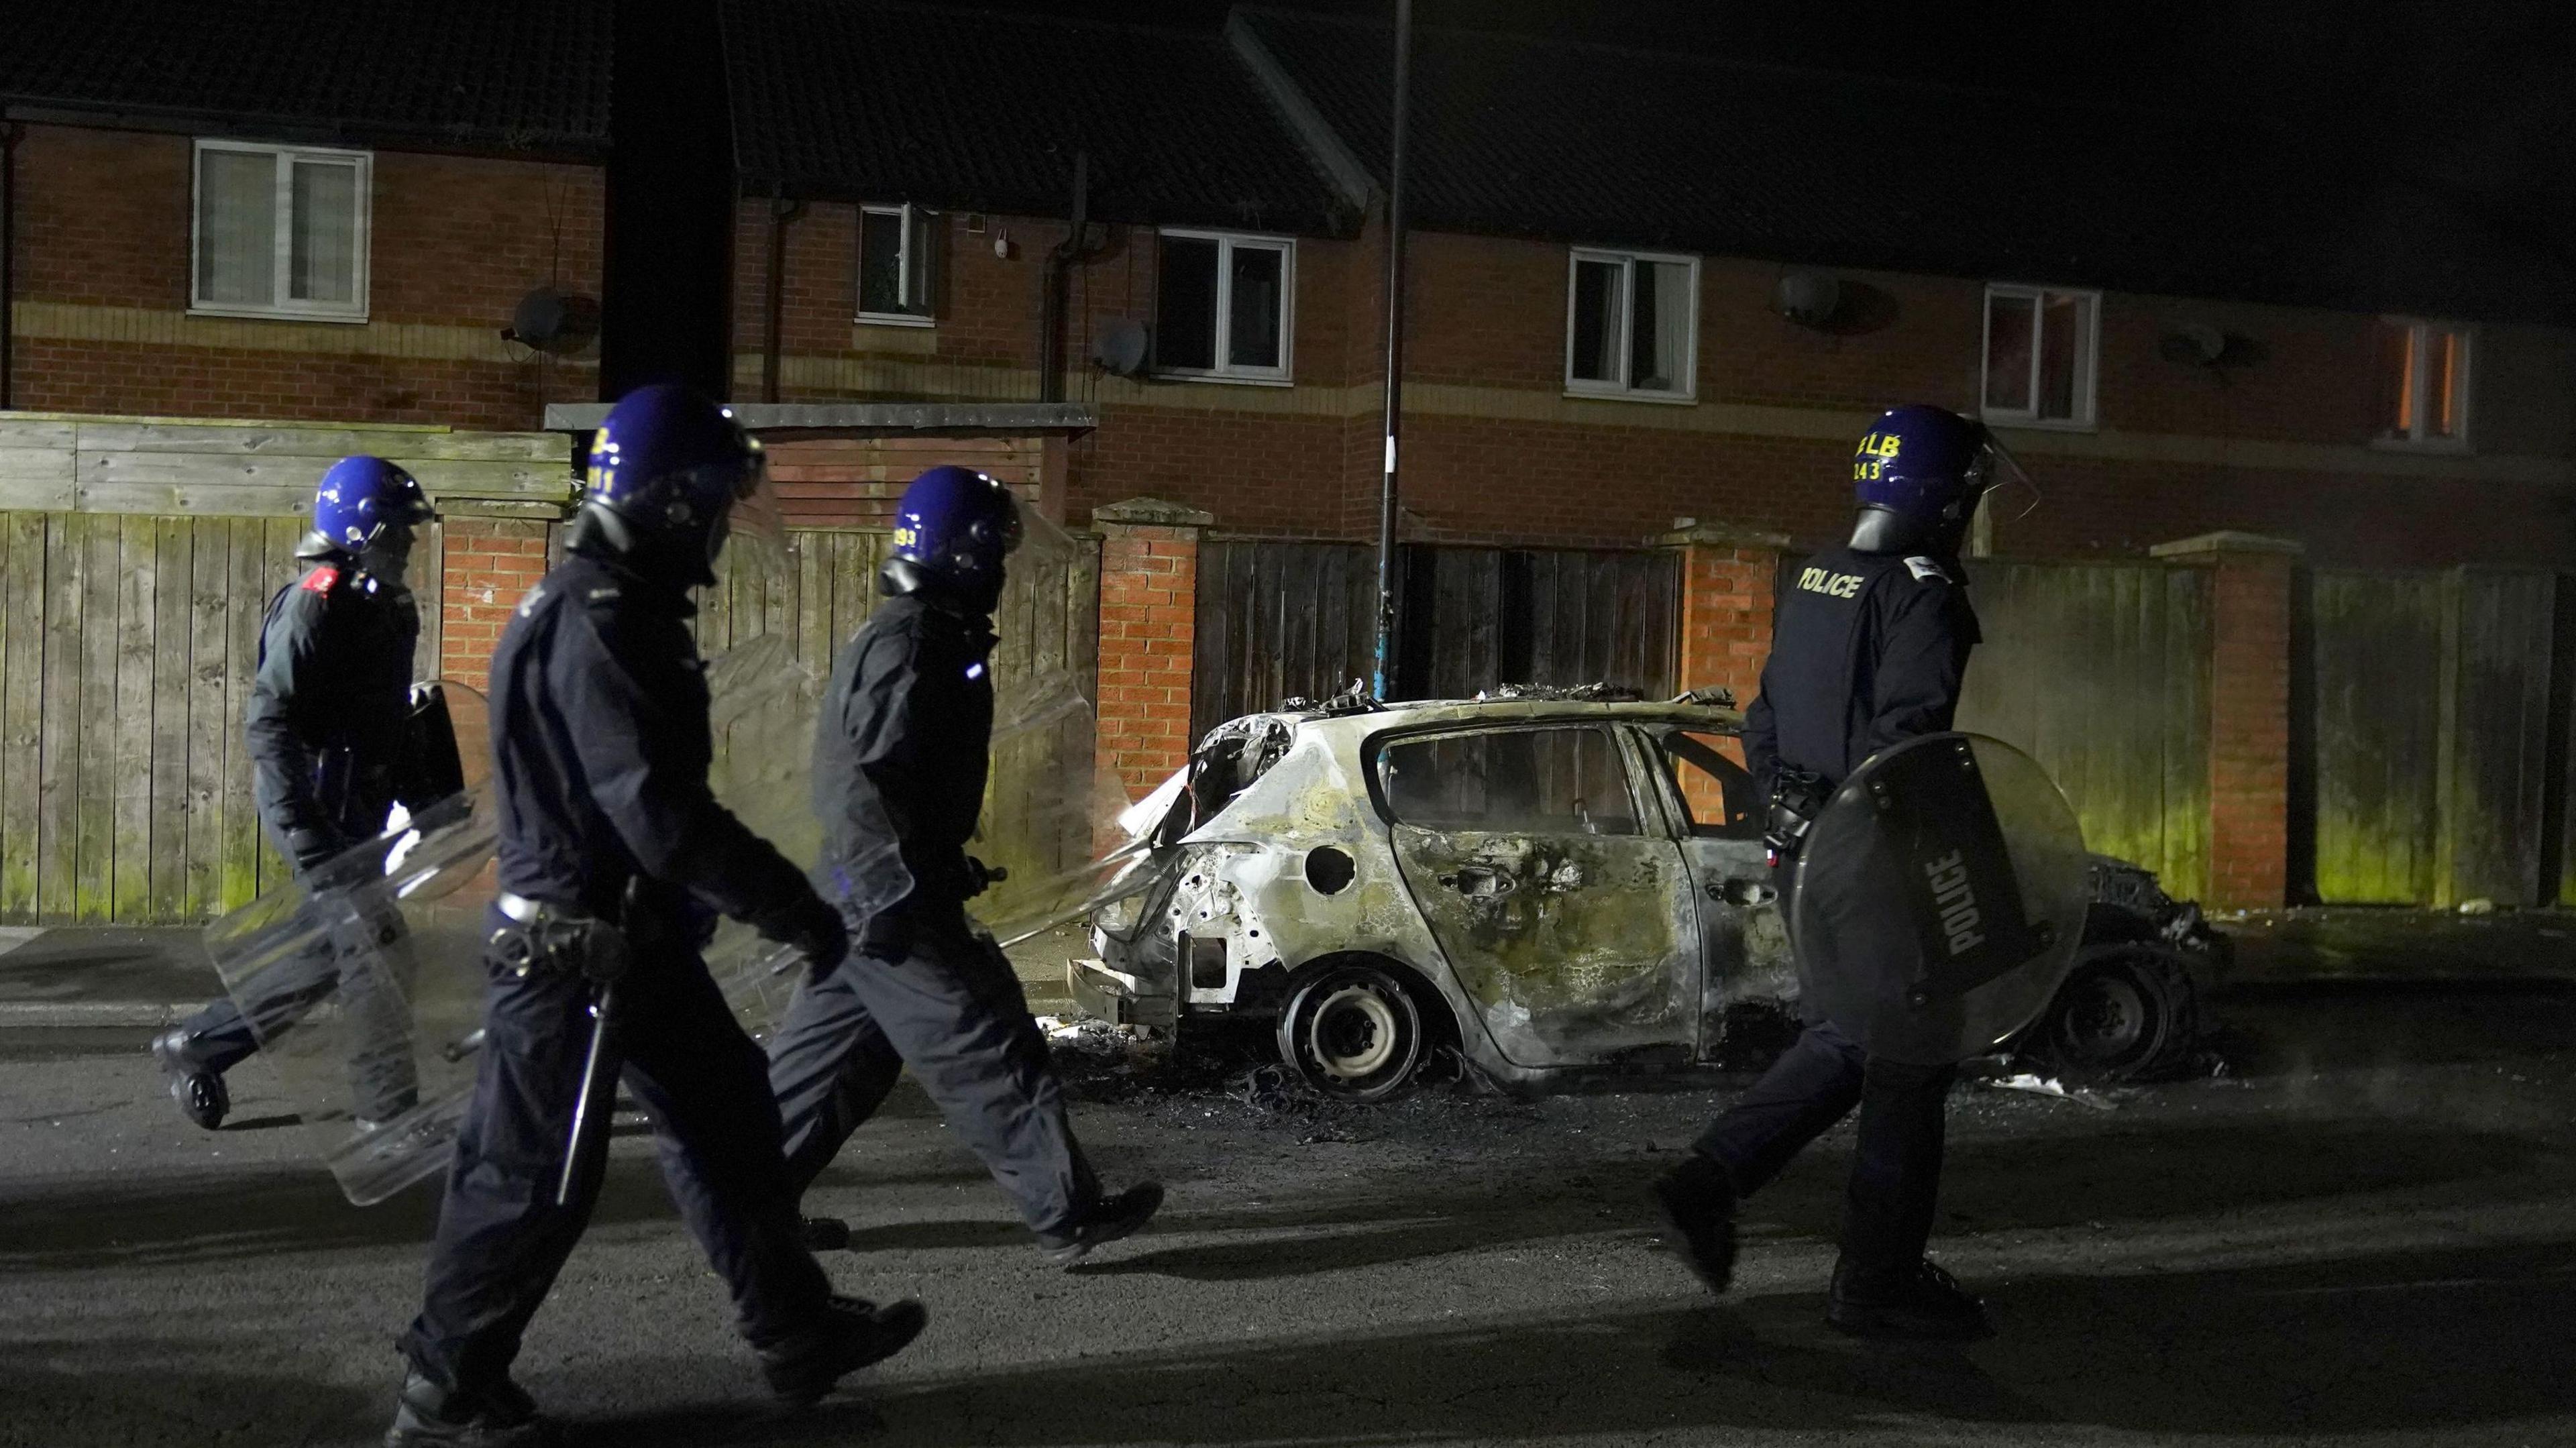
[3, 985, 2572, 1448]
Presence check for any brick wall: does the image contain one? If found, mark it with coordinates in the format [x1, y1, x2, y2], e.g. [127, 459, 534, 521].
[722, 204, 2575, 568]
[437, 517, 553, 687]
[7, 123, 602, 431]
[2155, 532, 2301, 909]
[1092, 501, 1211, 796]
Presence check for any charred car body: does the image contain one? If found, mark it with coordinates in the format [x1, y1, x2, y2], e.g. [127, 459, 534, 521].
[1078, 692, 2226, 1099]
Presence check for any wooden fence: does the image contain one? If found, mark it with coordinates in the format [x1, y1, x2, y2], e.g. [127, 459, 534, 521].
[2304, 567, 2571, 907]
[1191, 539, 1678, 739]
[0, 512, 1099, 926]
[1954, 557, 2215, 901]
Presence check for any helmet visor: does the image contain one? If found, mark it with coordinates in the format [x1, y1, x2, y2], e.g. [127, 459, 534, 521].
[1978, 431, 2043, 524]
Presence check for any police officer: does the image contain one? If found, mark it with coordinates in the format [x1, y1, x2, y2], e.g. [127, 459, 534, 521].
[1655, 404, 1997, 1340]
[766, 465, 1161, 1266]
[151, 457, 436, 1130]
[387, 387, 922, 1446]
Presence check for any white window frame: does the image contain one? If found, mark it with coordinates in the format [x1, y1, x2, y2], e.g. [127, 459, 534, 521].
[1562, 247, 1700, 404]
[1152, 228, 1295, 385]
[855, 203, 936, 327]
[2373, 316, 2474, 453]
[1978, 282, 2099, 431]
[189, 139, 372, 323]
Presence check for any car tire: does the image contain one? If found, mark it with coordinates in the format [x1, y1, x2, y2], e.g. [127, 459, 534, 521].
[1277, 959, 1427, 1102]
[2021, 942, 2201, 1084]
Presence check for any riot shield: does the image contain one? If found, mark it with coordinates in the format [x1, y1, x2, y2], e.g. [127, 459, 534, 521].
[1789, 732, 2088, 1065]
[201, 683, 499, 1206]
[972, 666, 1154, 946]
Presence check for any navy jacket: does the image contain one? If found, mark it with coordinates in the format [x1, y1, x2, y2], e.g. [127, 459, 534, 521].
[1742, 545, 1982, 795]
[244, 562, 419, 862]
[486, 548, 817, 928]
[812, 593, 997, 920]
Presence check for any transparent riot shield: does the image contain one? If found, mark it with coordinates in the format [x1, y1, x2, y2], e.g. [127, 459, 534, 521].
[200, 683, 500, 1206]
[701, 628, 837, 1032]
[973, 666, 1155, 946]
[1790, 732, 2088, 1065]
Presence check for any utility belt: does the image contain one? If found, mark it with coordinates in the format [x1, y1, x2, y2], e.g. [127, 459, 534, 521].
[489, 892, 631, 987]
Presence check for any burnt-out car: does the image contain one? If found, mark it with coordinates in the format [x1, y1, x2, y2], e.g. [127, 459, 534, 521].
[1075, 691, 2227, 1100]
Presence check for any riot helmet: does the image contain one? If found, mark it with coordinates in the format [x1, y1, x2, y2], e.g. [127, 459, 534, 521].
[303, 457, 434, 574]
[1847, 405, 2010, 556]
[881, 465, 1024, 615]
[571, 384, 770, 588]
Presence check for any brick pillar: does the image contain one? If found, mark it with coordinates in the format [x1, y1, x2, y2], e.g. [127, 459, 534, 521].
[1662, 522, 1790, 709]
[1093, 497, 1214, 799]
[437, 514, 555, 689]
[2153, 531, 2303, 910]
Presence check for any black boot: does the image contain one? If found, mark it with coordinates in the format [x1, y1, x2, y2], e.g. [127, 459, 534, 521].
[150, 1029, 228, 1131]
[1826, 1258, 1992, 1340]
[383, 1370, 553, 1447]
[1652, 1152, 1739, 1294]
[1035, 1181, 1164, 1267]
[759, 1295, 929, 1407]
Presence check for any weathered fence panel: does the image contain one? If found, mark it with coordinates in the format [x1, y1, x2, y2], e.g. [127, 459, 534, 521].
[0, 512, 309, 924]
[1955, 558, 2214, 903]
[1192, 539, 1679, 739]
[2309, 567, 2565, 907]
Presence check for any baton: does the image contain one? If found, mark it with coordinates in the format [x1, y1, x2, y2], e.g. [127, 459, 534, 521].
[556, 980, 614, 1209]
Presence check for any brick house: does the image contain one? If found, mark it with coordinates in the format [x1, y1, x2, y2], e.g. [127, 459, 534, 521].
[9, 1, 2567, 559]
[0, 1, 608, 430]
[722, 3, 2576, 570]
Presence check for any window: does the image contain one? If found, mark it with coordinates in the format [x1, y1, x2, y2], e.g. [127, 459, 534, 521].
[2373, 318, 2471, 449]
[191, 140, 370, 321]
[1981, 283, 2098, 428]
[1378, 727, 1638, 836]
[857, 204, 936, 324]
[1656, 731, 1762, 841]
[1564, 248, 1698, 400]
[1154, 229, 1293, 382]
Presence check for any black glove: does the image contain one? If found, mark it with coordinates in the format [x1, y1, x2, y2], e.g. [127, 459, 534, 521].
[961, 855, 1008, 900]
[757, 895, 849, 981]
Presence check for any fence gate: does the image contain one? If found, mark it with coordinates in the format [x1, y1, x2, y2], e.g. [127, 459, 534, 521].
[2305, 567, 2568, 907]
[1191, 540, 1678, 739]
[1953, 557, 2214, 902]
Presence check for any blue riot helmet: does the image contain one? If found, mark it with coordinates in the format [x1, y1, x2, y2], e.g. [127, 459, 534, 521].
[573, 384, 770, 588]
[302, 456, 433, 564]
[881, 465, 1024, 614]
[1847, 405, 2012, 555]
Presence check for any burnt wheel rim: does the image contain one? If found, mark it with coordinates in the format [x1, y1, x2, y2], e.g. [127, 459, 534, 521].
[1310, 983, 1401, 1080]
[2053, 964, 2155, 1066]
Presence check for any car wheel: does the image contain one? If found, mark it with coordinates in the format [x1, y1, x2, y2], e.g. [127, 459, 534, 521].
[2022, 942, 2201, 1084]
[1277, 960, 1426, 1102]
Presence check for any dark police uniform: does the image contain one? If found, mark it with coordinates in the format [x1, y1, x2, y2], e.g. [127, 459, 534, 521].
[765, 592, 1102, 1236]
[176, 561, 423, 1115]
[1699, 543, 1980, 1282]
[400, 549, 837, 1392]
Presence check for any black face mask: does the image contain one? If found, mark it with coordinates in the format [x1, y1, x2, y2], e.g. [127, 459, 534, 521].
[362, 529, 415, 592]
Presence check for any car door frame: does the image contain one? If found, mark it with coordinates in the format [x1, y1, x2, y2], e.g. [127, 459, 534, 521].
[1363, 715, 1706, 1070]
[1621, 722, 1801, 1056]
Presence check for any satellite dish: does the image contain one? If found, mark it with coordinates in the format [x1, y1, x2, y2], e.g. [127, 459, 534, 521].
[2158, 323, 2228, 367]
[1091, 319, 1150, 377]
[503, 286, 600, 356]
[1774, 272, 1844, 328]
